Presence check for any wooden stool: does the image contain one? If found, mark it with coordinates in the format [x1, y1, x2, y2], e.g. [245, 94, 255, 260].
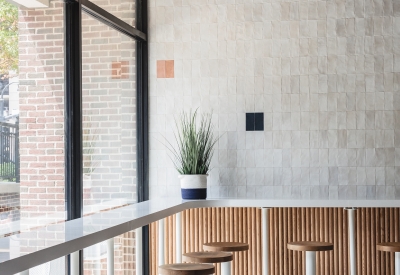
[377, 243, 400, 275]
[183, 251, 233, 275]
[203, 242, 249, 275]
[287, 242, 333, 275]
[159, 263, 215, 275]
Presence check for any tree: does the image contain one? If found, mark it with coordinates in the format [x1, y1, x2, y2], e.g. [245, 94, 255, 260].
[0, 0, 18, 75]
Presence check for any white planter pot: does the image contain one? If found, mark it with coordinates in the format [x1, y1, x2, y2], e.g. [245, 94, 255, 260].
[179, 174, 208, 200]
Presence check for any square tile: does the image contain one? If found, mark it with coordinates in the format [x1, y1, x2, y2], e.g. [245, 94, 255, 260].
[165, 60, 175, 78]
[157, 60, 174, 78]
[157, 60, 166, 78]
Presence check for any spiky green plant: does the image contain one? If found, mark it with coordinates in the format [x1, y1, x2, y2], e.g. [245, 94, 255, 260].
[167, 110, 218, 175]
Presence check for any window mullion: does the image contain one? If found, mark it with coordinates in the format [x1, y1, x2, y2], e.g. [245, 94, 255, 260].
[64, 0, 83, 274]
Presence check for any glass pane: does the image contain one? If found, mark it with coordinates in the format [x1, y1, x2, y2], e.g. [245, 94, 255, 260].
[82, 11, 137, 215]
[30, 257, 65, 275]
[84, 241, 106, 274]
[87, 0, 136, 27]
[0, 0, 66, 232]
[0, 0, 66, 272]
[83, 232, 136, 275]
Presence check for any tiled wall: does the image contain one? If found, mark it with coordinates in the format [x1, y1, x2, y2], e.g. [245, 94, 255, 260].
[148, 0, 400, 199]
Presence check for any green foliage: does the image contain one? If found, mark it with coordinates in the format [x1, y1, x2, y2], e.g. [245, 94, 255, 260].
[0, 0, 18, 74]
[0, 162, 16, 182]
[167, 110, 218, 175]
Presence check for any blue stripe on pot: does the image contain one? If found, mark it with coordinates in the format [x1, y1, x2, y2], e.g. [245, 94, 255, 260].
[181, 188, 207, 200]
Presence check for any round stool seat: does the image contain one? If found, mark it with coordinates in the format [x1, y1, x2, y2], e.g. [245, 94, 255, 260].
[377, 242, 400, 252]
[159, 263, 215, 275]
[287, 241, 334, 252]
[183, 251, 233, 263]
[203, 242, 249, 252]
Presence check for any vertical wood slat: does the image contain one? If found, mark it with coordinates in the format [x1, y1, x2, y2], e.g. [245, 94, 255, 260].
[338, 208, 343, 274]
[370, 208, 375, 275]
[288, 208, 292, 275]
[233, 208, 238, 275]
[376, 208, 380, 275]
[256, 208, 261, 275]
[380, 208, 385, 275]
[344, 208, 348, 275]
[385, 208, 389, 274]
[361, 208, 365, 275]
[390, 208, 394, 274]
[270, 208, 275, 275]
[150, 207, 398, 275]
[367, 208, 371, 275]
[243, 208, 247, 275]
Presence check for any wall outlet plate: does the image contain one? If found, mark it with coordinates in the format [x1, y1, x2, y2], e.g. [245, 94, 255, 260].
[246, 112, 264, 131]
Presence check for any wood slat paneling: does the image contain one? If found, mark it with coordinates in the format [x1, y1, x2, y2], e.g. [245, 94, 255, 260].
[150, 208, 399, 275]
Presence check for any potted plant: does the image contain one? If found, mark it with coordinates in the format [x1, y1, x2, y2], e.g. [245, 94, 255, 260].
[166, 110, 218, 200]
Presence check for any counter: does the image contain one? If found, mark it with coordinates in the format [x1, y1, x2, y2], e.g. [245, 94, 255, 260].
[0, 197, 399, 274]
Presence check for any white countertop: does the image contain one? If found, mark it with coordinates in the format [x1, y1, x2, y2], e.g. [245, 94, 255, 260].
[0, 197, 399, 274]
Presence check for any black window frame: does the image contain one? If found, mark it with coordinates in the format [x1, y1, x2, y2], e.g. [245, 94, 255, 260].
[64, 0, 148, 274]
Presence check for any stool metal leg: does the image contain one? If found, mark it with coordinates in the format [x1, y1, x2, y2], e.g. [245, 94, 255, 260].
[71, 251, 80, 275]
[221, 261, 231, 275]
[107, 238, 114, 275]
[262, 208, 271, 275]
[396, 252, 400, 275]
[305, 251, 316, 275]
[345, 207, 357, 275]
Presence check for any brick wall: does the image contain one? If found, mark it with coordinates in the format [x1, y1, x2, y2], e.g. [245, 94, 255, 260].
[18, 0, 65, 225]
[89, 0, 136, 26]
[0, 192, 20, 223]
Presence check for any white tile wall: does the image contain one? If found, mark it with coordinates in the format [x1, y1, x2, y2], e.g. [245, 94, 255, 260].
[149, 0, 400, 200]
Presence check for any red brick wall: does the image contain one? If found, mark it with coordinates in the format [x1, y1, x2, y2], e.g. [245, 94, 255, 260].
[18, 0, 65, 225]
[0, 192, 20, 223]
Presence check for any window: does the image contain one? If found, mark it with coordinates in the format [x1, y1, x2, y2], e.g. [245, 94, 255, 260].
[0, 0, 66, 272]
[0, 0, 147, 272]
[81, 11, 137, 214]
[89, 0, 136, 27]
[0, 0, 66, 234]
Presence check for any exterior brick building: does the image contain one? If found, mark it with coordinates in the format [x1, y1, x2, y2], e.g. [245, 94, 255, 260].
[0, 192, 20, 224]
[18, 0, 65, 227]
